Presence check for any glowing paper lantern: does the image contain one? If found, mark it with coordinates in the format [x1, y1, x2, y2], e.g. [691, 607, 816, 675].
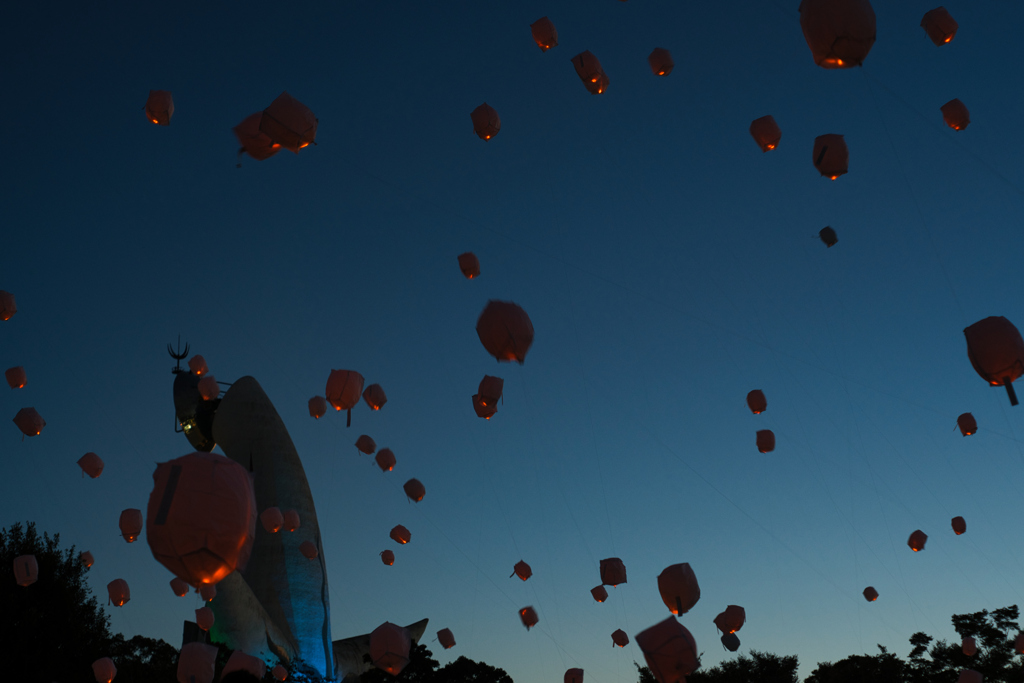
[658, 563, 700, 615]
[171, 577, 190, 597]
[512, 560, 532, 581]
[177, 642, 217, 683]
[957, 413, 977, 436]
[363, 383, 387, 411]
[234, 112, 281, 161]
[390, 525, 411, 544]
[119, 509, 143, 543]
[746, 390, 767, 414]
[196, 606, 214, 631]
[477, 300, 534, 363]
[600, 558, 627, 586]
[300, 540, 319, 559]
[370, 622, 411, 676]
[863, 586, 878, 602]
[635, 616, 699, 683]
[5, 366, 26, 389]
[612, 629, 629, 647]
[922, 7, 958, 46]
[438, 628, 456, 650]
[223, 651, 266, 679]
[403, 478, 426, 502]
[187, 355, 208, 376]
[952, 516, 967, 535]
[308, 396, 327, 419]
[749, 116, 781, 152]
[284, 509, 301, 532]
[78, 452, 105, 478]
[820, 227, 839, 247]
[941, 99, 970, 131]
[908, 529, 928, 552]
[964, 317, 1024, 405]
[959, 670, 983, 683]
[592, 585, 609, 603]
[1015, 633, 1024, 654]
[756, 430, 775, 453]
[520, 606, 539, 630]
[13, 555, 37, 586]
[478, 376, 504, 406]
[571, 51, 608, 95]
[648, 48, 674, 76]
[381, 550, 395, 566]
[260, 92, 318, 153]
[530, 17, 558, 51]
[722, 633, 741, 652]
[0, 291, 16, 321]
[92, 657, 117, 682]
[713, 605, 746, 634]
[197, 376, 219, 401]
[145, 451, 257, 587]
[813, 134, 849, 180]
[798, 0, 876, 68]
[326, 369, 364, 426]
[963, 637, 977, 656]
[107, 579, 130, 606]
[473, 394, 497, 419]
[145, 90, 174, 125]
[80, 551, 94, 568]
[458, 252, 481, 279]
[565, 668, 584, 683]
[261, 507, 284, 533]
[199, 584, 216, 602]
[376, 448, 396, 472]
[356, 434, 377, 454]
[13, 407, 45, 437]
[471, 104, 501, 140]
[273, 665, 288, 681]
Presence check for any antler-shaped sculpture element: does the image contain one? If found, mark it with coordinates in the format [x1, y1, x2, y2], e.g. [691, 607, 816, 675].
[167, 336, 190, 374]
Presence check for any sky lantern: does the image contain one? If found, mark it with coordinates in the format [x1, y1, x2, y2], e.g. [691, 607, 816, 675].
[300, 540, 319, 559]
[119, 509, 143, 543]
[326, 369, 364, 426]
[648, 48, 674, 76]
[959, 671, 983, 683]
[478, 375, 504, 407]
[223, 651, 266, 679]
[722, 633, 741, 652]
[145, 90, 174, 125]
[658, 563, 700, 615]
[1015, 633, 1024, 654]
[908, 530, 928, 551]
[756, 430, 775, 453]
[13, 407, 45, 437]
[471, 103, 501, 140]
[363, 383, 387, 411]
[376, 448, 396, 471]
[952, 516, 967, 535]
[13, 555, 38, 586]
[178, 642, 217, 683]
[565, 668, 584, 683]
[370, 622, 412, 676]
[438, 628, 456, 650]
[197, 376, 219, 401]
[636, 617, 700, 683]
[714, 605, 746, 634]
[964, 317, 1024, 405]
[922, 7, 957, 45]
[92, 657, 117, 683]
[199, 584, 216, 602]
[261, 507, 284, 533]
[612, 629, 629, 647]
[957, 413, 977, 436]
[234, 112, 281, 161]
[746, 390, 767, 414]
[600, 558, 627, 586]
[0, 291, 16, 320]
[813, 134, 849, 179]
[356, 434, 377, 454]
[819, 227, 839, 247]
[146, 451, 257, 587]
[259, 92, 318, 153]
[308, 396, 327, 419]
[798, 0, 876, 68]
[520, 606, 539, 630]
[390, 524, 411, 544]
[530, 17, 558, 51]
[963, 637, 977, 656]
[941, 99, 970, 131]
[171, 577, 190, 597]
[78, 452, 105, 478]
[477, 300, 534, 363]
[80, 551, 94, 568]
[196, 606, 215, 631]
[863, 586, 878, 602]
[749, 116, 781, 152]
[381, 550, 395, 566]
[458, 252, 481, 279]
[273, 664, 288, 681]
[403, 478, 426, 502]
[5, 366, 26, 389]
[512, 560, 532, 581]
[571, 51, 609, 95]
[187, 355, 207, 376]
[592, 585, 609, 603]
[284, 509, 301, 532]
[473, 395, 497, 419]
[107, 578, 130, 606]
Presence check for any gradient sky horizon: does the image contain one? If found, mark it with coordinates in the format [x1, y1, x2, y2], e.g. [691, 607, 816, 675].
[5, 1, 1024, 681]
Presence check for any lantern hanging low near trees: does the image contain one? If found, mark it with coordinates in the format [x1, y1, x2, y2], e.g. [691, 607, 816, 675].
[438, 628, 456, 650]
[177, 642, 217, 683]
[144, 90, 174, 126]
[107, 579, 130, 606]
[635, 617, 700, 683]
[749, 116, 781, 152]
[92, 657, 117, 683]
[963, 637, 977, 656]
[13, 555, 38, 586]
[370, 622, 412, 676]
[80, 551, 94, 568]
[722, 633, 741, 652]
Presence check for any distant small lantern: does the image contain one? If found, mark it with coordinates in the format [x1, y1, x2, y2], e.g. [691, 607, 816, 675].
[260, 91, 318, 153]
[356, 435, 377, 454]
[756, 430, 775, 453]
[391, 524, 411, 544]
[820, 227, 839, 247]
[530, 17, 559, 51]
[119, 509, 143, 543]
[592, 585, 609, 603]
[107, 578, 130, 606]
[370, 622, 412, 676]
[477, 300, 535, 363]
[404, 479, 426, 502]
[941, 99, 970, 131]
[199, 583, 216, 602]
[571, 51, 609, 95]
[658, 563, 701, 615]
[958, 670, 983, 683]
[92, 657, 117, 683]
[473, 394, 498, 419]
[635, 616, 700, 683]
[80, 551, 94, 568]
[299, 540, 319, 559]
[13, 407, 45, 437]
[438, 628, 456, 650]
[273, 665, 288, 681]
[197, 376, 219, 401]
[381, 550, 395, 566]
[308, 396, 327, 419]
[13, 555, 38, 586]
[612, 629, 630, 647]
[964, 317, 1024, 405]
[326, 369, 365, 426]
[749, 116, 781, 152]
[957, 413, 977, 436]
[952, 516, 967, 535]
[713, 605, 746, 634]
[512, 560, 533, 581]
[0, 291, 16, 321]
[863, 586, 878, 602]
[963, 637, 977, 657]
[746, 390, 767, 414]
[261, 507, 284, 533]
[234, 112, 281, 162]
[196, 606, 215, 631]
[376, 448, 396, 472]
[145, 90, 174, 125]
[648, 48, 674, 76]
[458, 252, 481, 279]
[284, 509, 301, 532]
[171, 577, 190, 597]
[187, 355, 208, 376]
[799, 0, 876, 68]
[363, 383, 387, 411]
[921, 7, 958, 45]
[471, 104, 501, 141]
[813, 134, 849, 180]
[600, 557, 627, 586]
[722, 633, 741, 652]
[520, 606, 539, 630]
[908, 529, 928, 551]
[565, 668, 584, 683]
[78, 452, 105, 478]
[478, 375, 504, 406]
[5, 366, 26, 389]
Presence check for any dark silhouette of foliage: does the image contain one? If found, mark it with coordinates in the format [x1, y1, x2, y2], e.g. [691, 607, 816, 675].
[359, 642, 513, 682]
[636, 651, 799, 683]
[806, 646, 903, 683]
[435, 655, 514, 683]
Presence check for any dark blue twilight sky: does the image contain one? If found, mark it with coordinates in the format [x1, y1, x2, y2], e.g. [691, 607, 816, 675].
[4, 1, 1024, 681]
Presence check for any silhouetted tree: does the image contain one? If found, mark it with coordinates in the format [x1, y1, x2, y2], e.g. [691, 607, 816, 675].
[806, 645, 903, 683]
[360, 643, 440, 682]
[435, 655, 514, 682]
[637, 651, 798, 683]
